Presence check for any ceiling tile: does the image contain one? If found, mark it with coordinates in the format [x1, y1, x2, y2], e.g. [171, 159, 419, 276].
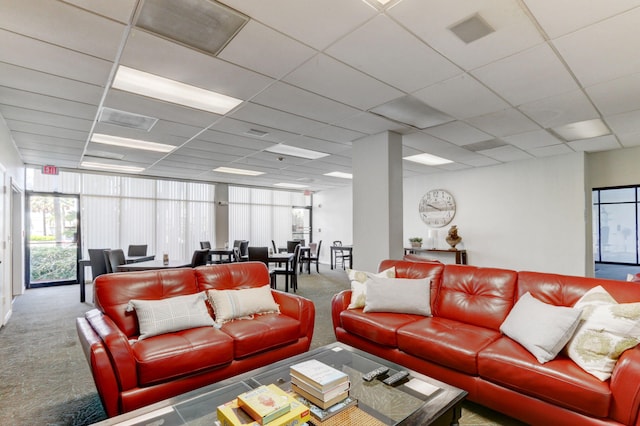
[423, 121, 492, 146]
[518, 89, 600, 128]
[62, 0, 137, 23]
[283, 54, 404, 110]
[587, 73, 640, 116]
[218, 20, 316, 79]
[527, 144, 575, 157]
[332, 112, 411, 135]
[326, 14, 460, 93]
[229, 102, 325, 135]
[567, 135, 622, 152]
[0, 105, 93, 132]
[478, 145, 533, 162]
[413, 73, 509, 119]
[0, 87, 98, 120]
[467, 108, 540, 137]
[283, 135, 350, 155]
[304, 125, 365, 145]
[220, 0, 376, 50]
[389, 0, 543, 70]
[472, 43, 579, 106]
[503, 129, 562, 150]
[605, 110, 640, 136]
[553, 8, 640, 87]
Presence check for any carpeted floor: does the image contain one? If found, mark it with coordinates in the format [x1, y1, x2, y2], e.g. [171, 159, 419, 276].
[0, 265, 523, 425]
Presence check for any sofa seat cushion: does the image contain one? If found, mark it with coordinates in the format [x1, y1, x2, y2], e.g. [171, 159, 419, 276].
[478, 337, 611, 418]
[133, 326, 234, 386]
[340, 309, 423, 347]
[221, 313, 300, 358]
[397, 317, 501, 375]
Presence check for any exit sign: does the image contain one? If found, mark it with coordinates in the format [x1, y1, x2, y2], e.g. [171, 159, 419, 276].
[42, 165, 59, 175]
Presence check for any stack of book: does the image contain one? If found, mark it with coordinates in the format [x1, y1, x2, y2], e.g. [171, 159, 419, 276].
[217, 384, 311, 426]
[290, 359, 356, 420]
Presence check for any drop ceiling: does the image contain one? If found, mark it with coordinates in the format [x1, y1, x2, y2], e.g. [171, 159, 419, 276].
[2, 0, 640, 191]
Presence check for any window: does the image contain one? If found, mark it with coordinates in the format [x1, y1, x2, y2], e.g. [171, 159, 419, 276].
[593, 186, 639, 264]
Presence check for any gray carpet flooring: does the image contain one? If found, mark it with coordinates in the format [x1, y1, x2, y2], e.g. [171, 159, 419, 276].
[0, 265, 522, 425]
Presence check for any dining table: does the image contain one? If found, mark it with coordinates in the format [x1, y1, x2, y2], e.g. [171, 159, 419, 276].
[78, 254, 156, 302]
[208, 247, 234, 263]
[116, 259, 192, 272]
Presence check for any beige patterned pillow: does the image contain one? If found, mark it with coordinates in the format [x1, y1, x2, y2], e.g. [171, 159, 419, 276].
[207, 285, 280, 326]
[566, 286, 640, 381]
[127, 292, 214, 340]
[346, 267, 395, 309]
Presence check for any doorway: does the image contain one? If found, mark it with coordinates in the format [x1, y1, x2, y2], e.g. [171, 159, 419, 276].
[25, 192, 80, 288]
[292, 206, 312, 244]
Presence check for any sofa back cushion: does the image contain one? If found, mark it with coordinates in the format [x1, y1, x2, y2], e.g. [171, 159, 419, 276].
[436, 264, 517, 330]
[195, 261, 271, 291]
[94, 268, 198, 338]
[378, 259, 445, 310]
[517, 271, 640, 306]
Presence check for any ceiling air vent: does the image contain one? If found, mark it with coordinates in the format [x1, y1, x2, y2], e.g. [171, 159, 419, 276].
[449, 14, 495, 44]
[98, 107, 158, 132]
[464, 139, 508, 152]
[246, 129, 269, 137]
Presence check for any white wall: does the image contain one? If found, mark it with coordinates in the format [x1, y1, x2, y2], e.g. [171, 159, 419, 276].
[313, 186, 352, 266]
[0, 113, 26, 326]
[316, 152, 589, 276]
[588, 146, 640, 188]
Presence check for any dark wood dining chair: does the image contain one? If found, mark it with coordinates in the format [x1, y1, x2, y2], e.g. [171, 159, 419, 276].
[306, 240, 322, 274]
[104, 249, 126, 274]
[200, 241, 211, 249]
[88, 248, 110, 279]
[239, 240, 249, 261]
[333, 240, 351, 270]
[248, 246, 269, 267]
[270, 244, 301, 292]
[190, 249, 210, 267]
[286, 240, 300, 253]
[127, 244, 148, 256]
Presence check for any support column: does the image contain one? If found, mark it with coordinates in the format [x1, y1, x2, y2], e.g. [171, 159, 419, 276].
[215, 183, 229, 248]
[352, 131, 403, 271]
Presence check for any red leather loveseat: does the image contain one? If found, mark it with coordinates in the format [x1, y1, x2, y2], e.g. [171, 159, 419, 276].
[77, 262, 315, 417]
[332, 259, 640, 426]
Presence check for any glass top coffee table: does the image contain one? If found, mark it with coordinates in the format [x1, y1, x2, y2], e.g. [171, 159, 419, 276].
[93, 342, 467, 426]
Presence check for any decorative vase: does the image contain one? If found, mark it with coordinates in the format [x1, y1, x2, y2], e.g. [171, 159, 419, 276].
[411, 242, 422, 248]
[445, 225, 462, 250]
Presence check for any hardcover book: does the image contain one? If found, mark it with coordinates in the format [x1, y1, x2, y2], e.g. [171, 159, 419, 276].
[290, 383, 348, 410]
[289, 360, 349, 392]
[290, 375, 350, 401]
[237, 384, 291, 425]
[293, 394, 358, 422]
[217, 387, 311, 426]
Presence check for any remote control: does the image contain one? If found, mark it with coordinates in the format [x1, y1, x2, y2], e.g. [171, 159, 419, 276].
[382, 370, 410, 386]
[362, 366, 389, 382]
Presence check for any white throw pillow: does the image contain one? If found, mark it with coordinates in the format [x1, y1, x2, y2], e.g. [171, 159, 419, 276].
[500, 292, 582, 364]
[362, 276, 431, 316]
[207, 285, 280, 326]
[127, 292, 214, 340]
[346, 267, 395, 309]
[566, 286, 640, 381]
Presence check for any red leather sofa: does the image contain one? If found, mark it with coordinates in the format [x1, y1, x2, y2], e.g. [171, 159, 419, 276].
[77, 262, 315, 417]
[332, 259, 640, 426]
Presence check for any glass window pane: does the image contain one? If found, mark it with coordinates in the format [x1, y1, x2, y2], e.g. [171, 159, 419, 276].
[600, 204, 636, 263]
[600, 188, 635, 203]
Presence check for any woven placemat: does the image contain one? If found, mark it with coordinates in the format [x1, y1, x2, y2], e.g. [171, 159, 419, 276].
[309, 406, 386, 426]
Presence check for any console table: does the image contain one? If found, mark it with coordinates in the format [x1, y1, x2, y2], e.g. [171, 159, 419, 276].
[404, 248, 467, 265]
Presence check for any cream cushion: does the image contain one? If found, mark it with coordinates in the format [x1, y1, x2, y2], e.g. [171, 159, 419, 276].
[363, 276, 431, 316]
[126, 292, 214, 340]
[346, 267, 395, 309]
[207, 285, 280, 326]
[566, 285, 640, 381]
[500, 292, 582, 364]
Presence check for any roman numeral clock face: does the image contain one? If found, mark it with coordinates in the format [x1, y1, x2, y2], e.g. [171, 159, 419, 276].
[419, 189, 456, 228]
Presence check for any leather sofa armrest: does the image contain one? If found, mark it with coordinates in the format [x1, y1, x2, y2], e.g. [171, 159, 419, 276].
[331, 290, 352, 331]
[84, 309, 138, 392]
[610, 346, 640, 425]
[272, 291, 315, 340]
[76, 316, 121, 417]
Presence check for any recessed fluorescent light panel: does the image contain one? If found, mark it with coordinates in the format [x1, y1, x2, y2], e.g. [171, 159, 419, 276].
[404, 153, 453, 166]
[136, 0, 249, 56]
[245, 129, 269, 137]
[324, 171, 353, 179]
[214, 166, 264, 176]
[370, 95, 454, 129]
[91, 133, 176, 153]
[112, 66, 243, 115]
[449, 13, 495, 44]
[274, 183, 309, 189]
[98, 107, 158, 131]
[550, 119, 610, 142]
[265, 144, 330, 160]
[81, 161, 145, 173]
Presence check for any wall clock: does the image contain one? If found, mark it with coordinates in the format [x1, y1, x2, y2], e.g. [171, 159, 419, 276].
[419, 189, 456, 228]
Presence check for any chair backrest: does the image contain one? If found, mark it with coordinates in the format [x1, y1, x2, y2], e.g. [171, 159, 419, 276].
[271, 240, 277, 254]
[233, 240, 242, 249]
[248, 246, 269, 266]
[88, 248, 109, 279]
[239, 240, 249, 257]
[233, 246, 241, 262]
[200, 241, 211, 249]
[105, 249, 126, 273]
[191, 249, 209, 267]
[333, 240, 343, 246]
[295, 239, 305, 247]
[127, 244, 147, 256]
[309, 242, 318, 256]
[287, 240, 300, 253]
[291, 244, 301, 271]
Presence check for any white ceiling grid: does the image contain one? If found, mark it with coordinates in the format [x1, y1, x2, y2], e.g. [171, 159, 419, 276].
[1, 0, 640, 191]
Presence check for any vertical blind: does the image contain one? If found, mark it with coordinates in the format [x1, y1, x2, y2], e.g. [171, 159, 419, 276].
[27, 168, 310, 261]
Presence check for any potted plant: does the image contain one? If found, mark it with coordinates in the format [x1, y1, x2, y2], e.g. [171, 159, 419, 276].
[409, 237, 423, 248]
